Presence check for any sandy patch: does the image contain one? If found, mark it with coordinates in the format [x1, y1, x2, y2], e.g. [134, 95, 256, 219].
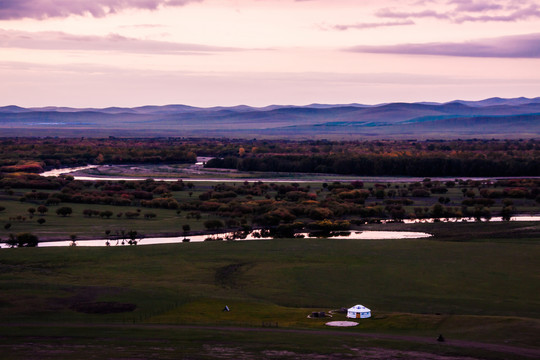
[325, 321, 358, 327]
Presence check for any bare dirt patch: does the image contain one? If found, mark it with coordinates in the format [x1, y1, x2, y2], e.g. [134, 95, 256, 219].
[326, 321, 358, 327]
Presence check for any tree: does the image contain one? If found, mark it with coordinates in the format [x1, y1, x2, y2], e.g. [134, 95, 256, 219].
[27, 207, 36, 216]
[144, 212, 156, 220]
[431, 203, 445, 219]
[37, 205, 48, 215]
[16, 233, 39, 247]
[56, 207, 73, 217]
[99, 210, 113, 219]
[127, 230, 138, 245]
[501, 206, 514, 221]
[7, 234, 17, 248]
[204, 219, 224, 230]
[182, 224, 190, 234]
[37, 218, 46, 225]
[124, 211, 139, 219]
[83, 209, 94, 217]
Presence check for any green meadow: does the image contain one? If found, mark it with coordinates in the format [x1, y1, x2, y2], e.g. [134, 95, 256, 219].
[0, 223, 539, 359]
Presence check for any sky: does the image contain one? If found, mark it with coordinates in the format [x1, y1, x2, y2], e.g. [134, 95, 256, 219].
[0, 0, 539, 107]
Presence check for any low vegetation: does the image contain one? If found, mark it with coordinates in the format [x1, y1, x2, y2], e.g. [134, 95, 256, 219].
[1, 172, 538, 242]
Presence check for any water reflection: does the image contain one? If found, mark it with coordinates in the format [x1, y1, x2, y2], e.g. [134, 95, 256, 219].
[390, 215, 540, 224]
[0, 230, 432, 248]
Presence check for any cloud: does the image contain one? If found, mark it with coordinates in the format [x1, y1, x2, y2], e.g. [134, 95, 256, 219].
[454, 4, 540, 23]
[323, 20, 415, 31]
[376, 0, 540, 23]
[449, 0, 503, 12]
[0, 29, 239, 54]
[0, 0, 202, 20]
[347, 33, 540, 58]
[375, 8, 451, 20]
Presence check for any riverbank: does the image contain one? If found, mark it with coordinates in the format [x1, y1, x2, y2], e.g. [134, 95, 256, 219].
[41, 162, 540, 183]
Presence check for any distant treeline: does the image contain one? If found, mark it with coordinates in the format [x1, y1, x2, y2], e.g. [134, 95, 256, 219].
[1, 138, 539, 177]
[0, 138, 198, 173]
[206, 155, 540, 177]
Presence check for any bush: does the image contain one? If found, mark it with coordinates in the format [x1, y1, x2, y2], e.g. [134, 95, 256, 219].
[37, 205, 48, 215]
[99, 210, 114, 219]
[56, 207, 73, 217]
[12, 233, 39, 247]
[412, 189, 430, 197]
[204, 219, 225, 230]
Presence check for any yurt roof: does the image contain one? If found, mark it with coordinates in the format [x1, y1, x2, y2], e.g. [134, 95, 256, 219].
[348, 304, 370, 312]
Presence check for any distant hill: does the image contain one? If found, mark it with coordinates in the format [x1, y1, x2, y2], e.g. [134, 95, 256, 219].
[0, 97, 539, 139]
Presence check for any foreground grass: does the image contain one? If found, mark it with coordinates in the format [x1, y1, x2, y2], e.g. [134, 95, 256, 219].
[0, 224, 539, 358]
[2, 323, 536, 360]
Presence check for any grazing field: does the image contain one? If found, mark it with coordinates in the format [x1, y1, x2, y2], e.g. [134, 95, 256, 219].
[0, 137, 539, 358]
[0, 224, 539, 359]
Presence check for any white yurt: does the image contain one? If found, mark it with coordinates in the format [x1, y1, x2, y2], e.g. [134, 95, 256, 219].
[346, 304, 371, 319]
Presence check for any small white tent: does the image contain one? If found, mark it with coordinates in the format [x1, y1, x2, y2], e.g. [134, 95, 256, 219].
[346, 304, 371, 319]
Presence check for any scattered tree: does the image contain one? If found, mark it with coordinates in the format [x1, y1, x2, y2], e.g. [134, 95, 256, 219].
[37, 205, 48, 215]
[56, 207, 73, 217]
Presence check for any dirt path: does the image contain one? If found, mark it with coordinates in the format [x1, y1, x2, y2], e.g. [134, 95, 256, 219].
[3, 323, 539, 359]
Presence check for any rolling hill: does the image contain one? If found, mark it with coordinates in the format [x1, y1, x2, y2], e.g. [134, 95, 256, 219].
[0, 97, 539, 139]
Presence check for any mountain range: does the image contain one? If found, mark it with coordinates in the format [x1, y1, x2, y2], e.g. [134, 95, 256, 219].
[1, 97, 539, 139]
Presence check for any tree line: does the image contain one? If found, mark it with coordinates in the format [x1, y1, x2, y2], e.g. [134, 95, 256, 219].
[207, 155, 540, 177]
[1, 138, 539, 177]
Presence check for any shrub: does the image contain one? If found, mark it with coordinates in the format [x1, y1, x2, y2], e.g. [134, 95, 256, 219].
[15, 233, 39, 247]
[56, 207, 73, 217]
[204, 219, 225, 230]
[412, 189, 430, 197]
[99, 210, 114, 219]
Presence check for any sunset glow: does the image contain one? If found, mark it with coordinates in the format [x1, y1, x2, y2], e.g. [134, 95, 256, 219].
[1, 0, 539, 107]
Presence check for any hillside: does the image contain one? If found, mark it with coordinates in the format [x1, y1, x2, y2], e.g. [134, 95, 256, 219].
[1, 97, 539, 138]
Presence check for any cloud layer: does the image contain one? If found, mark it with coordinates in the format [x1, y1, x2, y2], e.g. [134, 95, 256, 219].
[0, 29, 237, 54]
[325, 20, 415, 31]
[376, 0, 540, 23]
[0, 0, 201, 20]
[347, 33, 540, 58]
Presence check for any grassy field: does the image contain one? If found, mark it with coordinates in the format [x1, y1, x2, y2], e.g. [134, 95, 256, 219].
[0, 222, 539, 359]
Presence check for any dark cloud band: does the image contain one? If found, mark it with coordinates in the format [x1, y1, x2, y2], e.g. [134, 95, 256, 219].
[0, 0, 201, 20]
[347, 33, 540, 58]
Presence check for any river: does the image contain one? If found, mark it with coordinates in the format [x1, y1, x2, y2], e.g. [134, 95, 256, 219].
[40, 162, 540, 183]
[0, 230, 433, 248]
[30, 162, 540, 249]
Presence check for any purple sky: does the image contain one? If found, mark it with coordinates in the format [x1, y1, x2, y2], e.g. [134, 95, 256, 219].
[1, 0, 539, 107]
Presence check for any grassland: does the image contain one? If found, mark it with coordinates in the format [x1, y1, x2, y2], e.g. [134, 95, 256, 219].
[0, 173, 539, 359]
[0, 222, 539, 359]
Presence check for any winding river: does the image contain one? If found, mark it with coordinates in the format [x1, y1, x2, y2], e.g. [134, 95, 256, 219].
[40, 160, 540, 184]
[0, 230, 433, 248]
[23, 162, 538, 248]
